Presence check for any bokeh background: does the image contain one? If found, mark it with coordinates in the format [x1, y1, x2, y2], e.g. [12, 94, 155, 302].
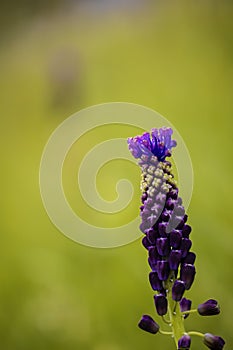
[1, 0, 233, 349]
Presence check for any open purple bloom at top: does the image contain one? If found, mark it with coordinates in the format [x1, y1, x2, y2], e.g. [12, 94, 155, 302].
[127, 127, 177, 161]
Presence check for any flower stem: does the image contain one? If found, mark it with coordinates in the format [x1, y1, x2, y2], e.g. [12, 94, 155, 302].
[162, 315, 171, 325]
[188, 331, 204, 338]
[181, 309, 197, 315]
[165, 274, 185, 347]
[159, 329, 173, 335]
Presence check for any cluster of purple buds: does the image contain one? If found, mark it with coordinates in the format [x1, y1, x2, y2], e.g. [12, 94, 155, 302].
[128, 127, 225, 350]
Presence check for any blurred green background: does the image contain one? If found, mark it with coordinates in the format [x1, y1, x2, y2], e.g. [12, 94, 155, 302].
[1, 0, 233, 349]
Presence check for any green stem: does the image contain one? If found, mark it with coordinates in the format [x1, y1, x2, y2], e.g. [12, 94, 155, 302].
[159, 329, 173, 335]
[182, 309, 197, 315]
[162, 315, 171, 324]
[188, 331, 204, 338]
[165, 273, 186, 347]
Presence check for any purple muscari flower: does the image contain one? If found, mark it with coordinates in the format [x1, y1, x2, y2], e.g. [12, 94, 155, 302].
[154, 294, 168, 316]
[170, 229, 182, 248]
[182, 224, 192, 238]
[169, 250, 182, 270]
[142, 236, 151, 250]
[148, 257, 158, 272]
[180, 238, 192, 258]
[156, 237, 170, 256]
[158, 222, 168, 236]
[148, 246, 159, 263]
[157, 260, 170, 281]
[178, 334, 191, 349]
[203, 333, 225, 350]
[172, 280, 186, 301]
[146, 228, 159, 245]
[198, 299, 220, 316]
[180, 264, 196, 290]
[182, 252, 196, 265]
[138, 315, 160, 334]
[128, 127, 224, 348]
[180, 297, 192, 319]
[149, 272, 163, 291]
[160, 210, 171, 222]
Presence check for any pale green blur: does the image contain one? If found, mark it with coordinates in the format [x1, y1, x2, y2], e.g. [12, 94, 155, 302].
[1, 1, 233, 349]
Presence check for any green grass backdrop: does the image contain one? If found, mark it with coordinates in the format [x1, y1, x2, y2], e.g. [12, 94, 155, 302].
[0, 1, 233, 349]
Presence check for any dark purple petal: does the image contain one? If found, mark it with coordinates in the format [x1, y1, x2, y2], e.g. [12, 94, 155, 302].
[166, 198, 176, 210]
[180, 298, 192, 319]
[154, 294, 168, 316]
[149, 272, 163, 291]
[138, 315, 160, 334]
[180, 238, 192, 258]
[158, 222, 168, 236]
[146, 228, 159, 245]
[140, 221, 151, 233]
[160, 210, 171, 222]
[157, 260, 170, 281]
[203, 333, 225, 350]
[142, 236, 151, 249]
[169, 250, 182, 270]
[182, 252, 196, 265]
[178, 334, 191, 349]
[170, 230, 182, 248]
[172, 280, 185, 301]
[148, 246, 159, 261]
[169, 215, 184, 230]
[198, 299, 220, 316]
[169, 188, 178, 199]
[148, 257, 157, 271]
[156, 238, 170, 256]
[182, 224, 192, 238]
[180, 264, 196, 290]
[141, 192, 148, 202]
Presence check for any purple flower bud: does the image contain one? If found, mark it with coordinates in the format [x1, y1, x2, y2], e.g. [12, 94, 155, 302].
[178, 334, 191, 349]
[180, 264, 196, 290]
[172, 280, 185, 301]
[180, 238, 192, 258]
[160, 210, 171, 222]
[140, 221, 150, 233]
[198, 299, 220, 316]
[175, 205, 185, 216]
[182, 252, 196, 265]
[180, 298, 192, 319]
[156, 238, 170, 256]
[149, 272, 163, 291]
[138, 315, 160, 334]
[158, 222, 168, 236]
[146, 228, 159, 245]
[182, 224, 192, 238]
[203, 333, 225, 350]
[154, 294, 168, 316]
[166, 198, 176, 210]
[149, 246, 159, 260]
[142, 236, 151, 249]
[157, 260, 170, 281]
[148, 257, 157, 271]
[141, 192, 148, 202]
[169, 215, 183, 230]
[169, 250, 182, 270]
[170, 230, 182, 248]
[169, 188, 178, 199]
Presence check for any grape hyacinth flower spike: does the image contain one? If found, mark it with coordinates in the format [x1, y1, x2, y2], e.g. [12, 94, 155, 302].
[127, 127, 225, 349]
